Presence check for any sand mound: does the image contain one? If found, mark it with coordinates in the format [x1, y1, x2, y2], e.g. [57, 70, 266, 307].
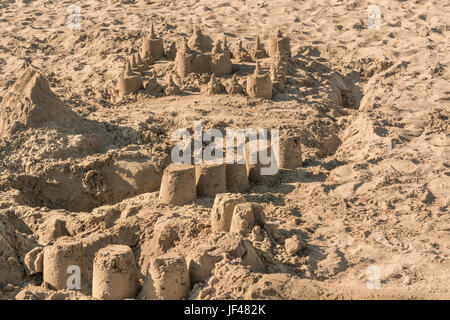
[0, 66, 94, 137]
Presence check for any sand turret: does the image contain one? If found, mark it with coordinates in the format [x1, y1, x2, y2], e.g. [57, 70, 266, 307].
[188, 26, 212, 52]
[211, 41, 232, 76]
[246, 61, 273, 99]
[251, 36, 268, 59]
[142, 23, 165, 61]
[270, 62, 284, 94]
[227, 74, 244, 95]
[205, 74, 224, 95]
[268, 28, 291, 59]
[165, 74, 182, 96]
[232, 40, 253, 63]
[118, 60, 144, 98]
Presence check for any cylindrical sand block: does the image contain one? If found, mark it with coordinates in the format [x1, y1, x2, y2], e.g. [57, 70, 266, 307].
[176, 52, 194, 78]
[279, 136, 302, 169]
[142, 38, 164, 61]
[159, 164, 196, 206]
[211, 53, 232, 76]
[226, 163, 250, 193]
[268, 37, 291, 58]
[230, 203, 254, 235]
[43, 240, 84, 290]
[245, 144, 279, 185]
[211, 193, 246, 232]
[92, 245, 138, 300]
[195, 163, 226, 197]
[118, 75, 143, 97]
[139, 253, 189, 300]
[246, 75, 273, 99]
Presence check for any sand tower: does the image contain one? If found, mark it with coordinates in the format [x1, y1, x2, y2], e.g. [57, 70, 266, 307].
[210, 193, 246, 232]
[92, 245, 138, 300]
[268, 28, 291, 59]
[227, 75, 244, 95]
[142, 23, 165, 61]
[118, 60, 144, 98]
[164, 74, 182, 96]
[251, 36, 268, 59]
[188, 26, 212, 53]
[211, 40, 232, 76]
[159, 164, 196, 206]
[43, 239, 86, 290]
[246, 62, 273, 99]
[139, 253, 190, 300]
[279, 135, 302, 169]
[195, 162, 227, 196]
[205, 74, 224, 95]
[232, 40, 253, 63]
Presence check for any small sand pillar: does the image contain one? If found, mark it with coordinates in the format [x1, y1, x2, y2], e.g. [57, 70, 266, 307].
[211, 193, 246, 232]
[195, 162, 227, 197]
[279, 135, 302, 169]
[118, 61, 143, 98]
[226, 163, 250, 192]
[139, 253, 190, 300]
[246, 62, 273, 99]
[268, 29, 291, 58]
[43, 240, 85, 290]
[159, 164, 196, 206]
[92, 245, 138, 300]
[141, 24, 164, 61]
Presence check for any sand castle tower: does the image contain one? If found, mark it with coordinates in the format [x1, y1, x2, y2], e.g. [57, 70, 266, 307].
[118, 60, 144, 98]
[251, 36, 268, 59]
[227, 74, 244, 95]
[270, 63, 284, 94]
[142, 51, 154, 69]
[165, 74, 182, 96]
[223, 36, 232, 59]
[246, 61, 273, 99]
[232, 40, 253, 63]
[175, 38, 194, 78]
[211, 40, 232, 76]
[279, 135, 302, 169]
[188, 26, 212, 53]
[159, 164, 196, 206]
[268, 28, 291, 59]
[142, 23, 165, 61]
[205, 74, 224, 95]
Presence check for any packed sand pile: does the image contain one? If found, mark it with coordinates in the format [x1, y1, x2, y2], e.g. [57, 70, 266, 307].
[0, 0, 449, 300]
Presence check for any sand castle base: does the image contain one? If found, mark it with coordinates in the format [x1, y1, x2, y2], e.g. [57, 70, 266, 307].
[159, 164, 196, 205]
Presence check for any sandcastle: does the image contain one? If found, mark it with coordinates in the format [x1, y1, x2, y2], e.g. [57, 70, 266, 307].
[205, 74, 225, 95]
[175, 27, 232, 78]
[195, 162, 227, 196]
[251, 36, 268, 60]
[141, 23, 165, 61]
[246, 61, 273, 99]
[227, 74, 244, 95]
[232, 40, 253, 63]
[165, 74, 182, 96]
[139, 253, 190, 300]
[268, 29, 291, 59]
[279, 135, 303, 169]
[159, 164, 196, 206]
[43, 239, 85, 290]
[226, 163, 250, 192]
[210, 193, 246, 232]
[245, 139, 279, 185]
[118, 61, 144, 98]
[92, 245, 138, 300]
[229, 203, 254, 235]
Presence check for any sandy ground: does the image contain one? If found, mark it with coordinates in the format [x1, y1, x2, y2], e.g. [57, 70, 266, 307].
[0, 0, 449, 300]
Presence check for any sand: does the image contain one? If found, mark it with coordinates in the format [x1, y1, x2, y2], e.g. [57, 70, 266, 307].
[0, 0, 449, 300]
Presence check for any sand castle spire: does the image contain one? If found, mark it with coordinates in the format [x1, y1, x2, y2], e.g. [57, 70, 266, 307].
[125, 60, 134, 76]
[150, 22, 157, 39]
[212, 40, 223, 54]
[223, 36, 229, 51]
[227, 74, 244, 95]
[254, 61, 262, 75]
[256, 36, 262, 50]
[206, 73, 223, 95]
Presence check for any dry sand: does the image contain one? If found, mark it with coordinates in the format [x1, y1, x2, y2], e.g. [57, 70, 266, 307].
[0, 0, 449, 300]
